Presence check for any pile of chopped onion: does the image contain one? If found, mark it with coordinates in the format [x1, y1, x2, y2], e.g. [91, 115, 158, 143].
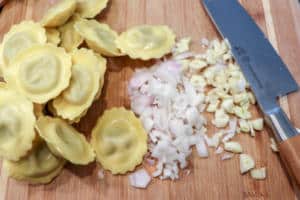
[128, 59, 207, 180]
[128, 37, 266, 181]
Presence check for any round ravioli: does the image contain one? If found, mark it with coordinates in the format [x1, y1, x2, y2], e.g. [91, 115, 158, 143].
[36, 116, 95, 165]
[5, 44, 72, 104]
[91, 107, 147, 174]
[52, 48, 106, 121]
[116, 25, 176, 60]
[3, 141, 65, 184]
[0, 83, 36, 161]
[76, 0, 109, 18]
[41, 0, 77, 27]
[0, 21, 46, 68]
[58, 15, 84, 52]
[45, 28, 61, 45]
[74, 19, 122, 56]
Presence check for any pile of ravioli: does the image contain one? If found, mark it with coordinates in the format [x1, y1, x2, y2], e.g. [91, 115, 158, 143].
[0, 0, 176, 184]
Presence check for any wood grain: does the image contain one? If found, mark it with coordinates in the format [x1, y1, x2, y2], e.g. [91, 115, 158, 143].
[0, 0, 300, 199]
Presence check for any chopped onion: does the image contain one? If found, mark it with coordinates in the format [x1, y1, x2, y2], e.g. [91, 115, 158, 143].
[221, 153, 234, 160]
[196, 137, 209, 158]
[129, 169, 152, 189]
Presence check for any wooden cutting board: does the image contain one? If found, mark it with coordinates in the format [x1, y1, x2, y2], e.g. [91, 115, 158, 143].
[0, 0, 300, 199]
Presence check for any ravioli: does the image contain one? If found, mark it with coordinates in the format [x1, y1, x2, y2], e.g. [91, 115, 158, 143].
[116, 25, 176, 60]
[36, 116, 95, 165]
[58, 15, 84, 52]
[76, 0, 109, 18]
[46, 28, 61, 45]
[0, 21, 46, 69]
[52, 48, 106, 121]
[3, 140, 65, 184]
[0, 83, 36, 161]
[41, 0, 77, 27]
[74, 19, 122, 56]
[5, 44, 72, 104]
[91, 107, 147, 174]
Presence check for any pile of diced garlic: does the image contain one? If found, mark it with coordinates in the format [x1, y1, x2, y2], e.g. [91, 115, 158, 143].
[128, 37, 280, 182]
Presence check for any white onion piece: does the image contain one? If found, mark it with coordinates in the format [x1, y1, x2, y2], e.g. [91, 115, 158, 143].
[215, 146, 224, 154]
[196, 137, 209, 158]
[129, 169, 152, 189]
[221, 153, 234, 160]
[222, 118, 237, 143]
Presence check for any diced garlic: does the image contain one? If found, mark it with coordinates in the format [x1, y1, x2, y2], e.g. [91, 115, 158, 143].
[233, 106, 252, 119]
[190, 75, 206, 88]
[250, 118, 264, 131]
[221, 98, 234, 114]
[212, 109, 230, 128]
[203, 67, 216, 84]
[247, 92, 256, 104]
[223, 52, 232, 61]
[189, 59, 208, 71]
[227, 63, 240, 72]
[270, 137, 279, 152]
[240, 154, 255, 174]
[173, 37, 191, 55]
[224, 141, 243, 153]
[250, 167, 266, 180]
[233, 93, 249, 105]
[239, 119, 250, 133]
[206, 49, 218, 64]
[206, 100, 220, 112]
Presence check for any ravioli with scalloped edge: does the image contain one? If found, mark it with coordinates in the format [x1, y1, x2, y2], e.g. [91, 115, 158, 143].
[52, 48, 106, 121]
[116, 25, 176, 60]
[41, 0, 77, 27]
[58, 15, 84, 52]
[36, 116, 95, 165]
[76, 0, 109, 18]
[46, 28, 61, 45]
[74, 19, 122, 56]
[3, 140, 65, 184]
[91, 107, 147, 174]
[5, 44, 72, 104]
[0, 21, 46, 69]
[0, 83, 36, 161]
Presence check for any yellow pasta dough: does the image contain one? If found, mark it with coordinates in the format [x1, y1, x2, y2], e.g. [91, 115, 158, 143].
[3, 140, 65, 184]
[91, 107, 147, 174]
[74, 19, 122, 56]
[36, 116, 95, 165]
[76, 0, 109, 18]
[0, 83, 36, 161]
[41, 0, 77, 27]
[5, 44, 72, 104]
[58, 15, 84, 52]
[46, 28, 61, 45]
[52, 48, 106, 122]
[0, 21, 46, 69]
[116, 25, 176, 60]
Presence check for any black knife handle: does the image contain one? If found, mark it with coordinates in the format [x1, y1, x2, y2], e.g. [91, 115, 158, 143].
[265, 107, 299, 141]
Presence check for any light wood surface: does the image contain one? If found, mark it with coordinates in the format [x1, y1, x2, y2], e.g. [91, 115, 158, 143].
[0, 0, 300, 199]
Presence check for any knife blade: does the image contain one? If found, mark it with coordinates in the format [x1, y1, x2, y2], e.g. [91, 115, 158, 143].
[203, 0, 300, 188]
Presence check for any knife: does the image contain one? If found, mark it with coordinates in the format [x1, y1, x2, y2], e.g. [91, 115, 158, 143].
[203, 0, 300, 188]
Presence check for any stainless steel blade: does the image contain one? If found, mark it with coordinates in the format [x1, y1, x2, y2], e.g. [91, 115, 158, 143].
[203, 0, 299, 112]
